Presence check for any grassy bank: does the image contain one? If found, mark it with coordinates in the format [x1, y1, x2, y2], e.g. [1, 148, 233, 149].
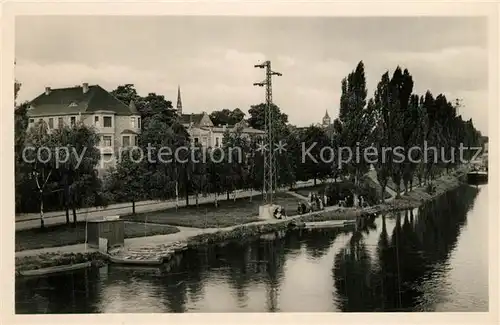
[15, 251, 106, 274]
[122, 192, 300, 228]
[16, 221, 180, 252]
[186, 169, 469, 249]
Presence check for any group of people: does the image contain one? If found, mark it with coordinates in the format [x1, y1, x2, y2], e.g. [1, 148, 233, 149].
[273, 205, 287, 219]
[296, 191, 369, 215]
[297, 192, 327, 215]
[338, 194, 368, 207]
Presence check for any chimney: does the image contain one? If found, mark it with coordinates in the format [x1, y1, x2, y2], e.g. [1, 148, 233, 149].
[45, 87, 51, 95]
[82, 83, 89, 93]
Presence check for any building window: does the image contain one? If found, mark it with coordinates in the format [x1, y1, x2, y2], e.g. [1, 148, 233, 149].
[103, 116, 112, 127]
[134, 136, 138, 146]
[138, 117, 141, 129]
[94, 116, 100, 127]
[103, 136, 112, 147]
[215, 137, 220, 147]
[194, 137, 199, 144]
[58, 117, 63, 128]
[29, 118, 34, 124]
[122, 136, 130, 147]
[48, 118, 54, 129]
[38, 118, 43, 124]
[130, 117, 136, 128]
[70, 116, 76, 126]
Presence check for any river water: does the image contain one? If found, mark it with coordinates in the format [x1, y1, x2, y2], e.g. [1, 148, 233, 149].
[16, 184, 489, 313]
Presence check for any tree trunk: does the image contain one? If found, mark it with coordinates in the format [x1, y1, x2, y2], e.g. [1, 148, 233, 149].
[132, 201, 136, 214]
[381, 181, 388, 203]
[227, 191, 230, 201]
[175, 181, 179, 210]
[72, 206, 77, 226]
[214, 193, 218, 208]
[185, 187, 189, 206]
[64, 176, 70, 224]
[195, 192, 199, 207]
[314, 178, 317, 186]
[39, 191, 45, 229]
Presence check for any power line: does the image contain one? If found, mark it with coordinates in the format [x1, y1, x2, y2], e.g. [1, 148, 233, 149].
[253, 60, 282, 205]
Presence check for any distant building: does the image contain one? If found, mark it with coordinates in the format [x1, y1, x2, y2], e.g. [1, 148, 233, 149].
[175, 86, 265, 147]
[27, 83, 141, 171]
[322, 110, 331, 127]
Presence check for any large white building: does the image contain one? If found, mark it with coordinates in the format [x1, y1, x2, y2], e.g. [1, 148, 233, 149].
[27, 83, 141, 171]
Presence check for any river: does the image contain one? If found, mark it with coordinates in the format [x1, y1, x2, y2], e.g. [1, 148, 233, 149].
[16, 184, 489, 313]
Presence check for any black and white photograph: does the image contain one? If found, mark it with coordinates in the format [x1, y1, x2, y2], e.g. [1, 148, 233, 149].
[2, 1, 497, 320]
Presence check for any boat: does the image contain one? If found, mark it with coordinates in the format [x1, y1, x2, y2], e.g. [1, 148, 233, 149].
[467, 169, 488, 184]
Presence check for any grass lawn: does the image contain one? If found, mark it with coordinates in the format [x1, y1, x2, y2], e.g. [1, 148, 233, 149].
[294, 184, 329, 197]
[122, 192, 301, 229]
[15, 222, 179, 252]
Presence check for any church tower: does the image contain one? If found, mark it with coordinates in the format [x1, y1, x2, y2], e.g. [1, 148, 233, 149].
[322, 110, 331, 127]
[176, 85, 183, 116]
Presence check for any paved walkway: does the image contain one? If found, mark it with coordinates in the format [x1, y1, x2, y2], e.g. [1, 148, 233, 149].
[16, 179, 331, 231]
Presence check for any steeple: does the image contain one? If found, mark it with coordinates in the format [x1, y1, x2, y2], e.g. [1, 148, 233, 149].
[322, 110, 331, 127]
[176, 85, 182, 115]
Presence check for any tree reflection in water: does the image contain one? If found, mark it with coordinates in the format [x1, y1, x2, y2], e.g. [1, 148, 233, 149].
[332, 185, 480, 312]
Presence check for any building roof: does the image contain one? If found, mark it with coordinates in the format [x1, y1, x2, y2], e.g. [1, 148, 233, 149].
[28, 85, 136, 117]
[179, 113, 204, 125]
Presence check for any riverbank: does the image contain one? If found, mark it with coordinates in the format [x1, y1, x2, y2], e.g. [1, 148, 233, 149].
[15, 167, 470, 275]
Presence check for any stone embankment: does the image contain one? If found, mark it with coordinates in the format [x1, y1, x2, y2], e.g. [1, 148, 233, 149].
[15, 168, 469, 275]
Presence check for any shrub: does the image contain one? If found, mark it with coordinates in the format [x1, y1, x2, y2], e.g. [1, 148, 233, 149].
[426, 183, 436, 195]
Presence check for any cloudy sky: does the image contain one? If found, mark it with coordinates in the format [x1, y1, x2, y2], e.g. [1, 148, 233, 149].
[15, 16, 488, 134]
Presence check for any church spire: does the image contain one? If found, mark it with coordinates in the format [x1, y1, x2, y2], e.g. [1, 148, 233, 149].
[322, 110, 331, 127]
[176, 85, 182, 115]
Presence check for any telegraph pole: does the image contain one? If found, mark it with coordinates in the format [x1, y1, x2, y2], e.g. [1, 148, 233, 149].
[253, 60, 282, 205]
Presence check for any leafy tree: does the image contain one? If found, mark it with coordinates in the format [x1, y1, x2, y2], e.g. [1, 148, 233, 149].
[105, 148, 147, 214]
[373, 72, 392, 202]
[23, 121, 60, 228]
[247, 103, 288, 131]
[221, 126, 250, 200]
[298, 125, 331, 185]
[206, 147, 225, 207]
[189, 144, 209, 207]
[210, 108, 246, 126]
[388, 67, 414, 197]
[52, 122, 102, 225]
[337, 61, 373, 186]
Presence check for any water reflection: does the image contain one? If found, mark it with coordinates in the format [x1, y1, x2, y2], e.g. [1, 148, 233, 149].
[16, 185, 487, 313]
[332, 184, 484, 312]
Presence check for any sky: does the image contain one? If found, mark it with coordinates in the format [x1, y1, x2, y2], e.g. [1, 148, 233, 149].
[15, 16, 488, 135]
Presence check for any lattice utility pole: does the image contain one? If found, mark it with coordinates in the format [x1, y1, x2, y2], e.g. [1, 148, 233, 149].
[253, 61, 282, 205]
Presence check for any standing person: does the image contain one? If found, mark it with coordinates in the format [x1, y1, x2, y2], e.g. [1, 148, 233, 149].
[308, 192, 312, 202]
[324, 194, 328, 207]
